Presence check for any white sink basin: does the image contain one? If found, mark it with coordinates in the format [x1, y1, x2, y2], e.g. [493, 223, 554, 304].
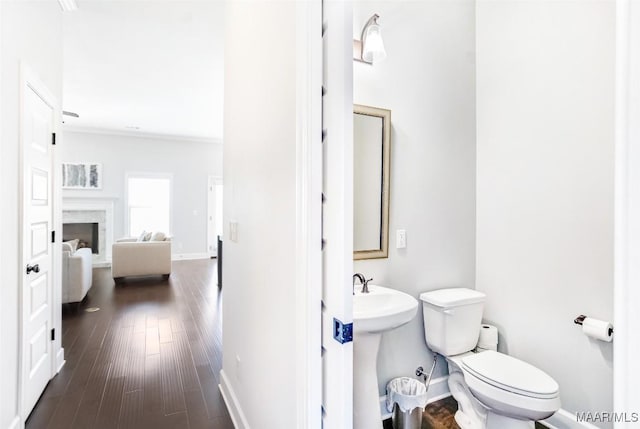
[353, 285, 418, 333]
[352, 285, 418, 429]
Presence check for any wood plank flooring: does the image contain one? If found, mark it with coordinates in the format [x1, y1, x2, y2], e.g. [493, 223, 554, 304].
[26, 259, 233, 429]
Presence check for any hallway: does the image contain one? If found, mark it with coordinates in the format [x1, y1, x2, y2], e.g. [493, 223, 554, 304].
[26, 259, 233, 429]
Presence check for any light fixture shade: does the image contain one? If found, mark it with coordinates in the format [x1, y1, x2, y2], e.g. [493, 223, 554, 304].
[58, 0, 78, 12]
[362, 21, 386, 63]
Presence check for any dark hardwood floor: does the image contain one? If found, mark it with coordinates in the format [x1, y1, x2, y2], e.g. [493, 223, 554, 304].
[26, 259, 233, 429]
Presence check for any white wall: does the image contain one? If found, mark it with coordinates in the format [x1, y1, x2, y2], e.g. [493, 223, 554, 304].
[59, 131, 222, 257]
[1, 1, 63, 427]
[353, 1, 477, 393]
[221, 1, 300, 427]
[476, 0, 615, 423]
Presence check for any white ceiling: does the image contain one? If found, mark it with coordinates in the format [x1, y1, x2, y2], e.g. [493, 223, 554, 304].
[62, 1, 224, 141]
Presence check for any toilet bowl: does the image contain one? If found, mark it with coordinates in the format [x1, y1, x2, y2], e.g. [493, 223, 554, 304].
[419, 288, 560, 429]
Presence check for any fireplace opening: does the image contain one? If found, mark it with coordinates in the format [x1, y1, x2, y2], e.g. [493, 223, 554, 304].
[63, 222, 99, 254]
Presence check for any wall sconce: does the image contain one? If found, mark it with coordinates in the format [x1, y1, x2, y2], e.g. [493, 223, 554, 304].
[58, 0, 78, 12]
[353, 14, 387, 65]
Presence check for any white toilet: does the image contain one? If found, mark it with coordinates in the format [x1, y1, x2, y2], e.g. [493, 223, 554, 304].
[419, 288, 560, 429]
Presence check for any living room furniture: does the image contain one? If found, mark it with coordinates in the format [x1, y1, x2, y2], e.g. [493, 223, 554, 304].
[111, 237, 172, 281]
[62, 245, 93, 304]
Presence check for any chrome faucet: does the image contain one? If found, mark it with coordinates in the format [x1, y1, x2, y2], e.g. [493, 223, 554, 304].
[352, 273, 372, 294]
[353, 273, 365, 294]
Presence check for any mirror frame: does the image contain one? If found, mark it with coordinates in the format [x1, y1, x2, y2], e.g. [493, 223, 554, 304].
[354, 104, 391, 260]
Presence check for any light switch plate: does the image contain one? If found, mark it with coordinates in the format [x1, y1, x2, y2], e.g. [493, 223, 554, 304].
[397, 229, 406, 249]
[229, 221, 238, 242]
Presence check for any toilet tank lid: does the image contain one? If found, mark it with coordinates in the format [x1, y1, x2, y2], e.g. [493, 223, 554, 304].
[419, 288, 485, 308]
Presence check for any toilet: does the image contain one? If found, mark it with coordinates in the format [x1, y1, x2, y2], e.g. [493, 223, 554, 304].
[419, 288, 560, 429]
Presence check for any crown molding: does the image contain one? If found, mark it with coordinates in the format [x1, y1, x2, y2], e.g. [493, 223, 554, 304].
[62, 125, 223, 145]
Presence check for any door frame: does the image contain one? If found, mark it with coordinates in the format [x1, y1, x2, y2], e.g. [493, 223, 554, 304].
[18, 63, 64, 422]
[318, 1, 354, 428]
[207, 175, 222, 258]
[614, 0, 640, 413]
[294, 1, 323, 427]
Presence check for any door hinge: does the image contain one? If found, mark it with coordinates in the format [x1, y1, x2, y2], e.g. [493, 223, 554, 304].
[51, 230, 55, 243]
[333, 318, 353, 344]
[51, 328, 55, 341]
[52, 132, 56, 145]
[321, 193, 326, 250]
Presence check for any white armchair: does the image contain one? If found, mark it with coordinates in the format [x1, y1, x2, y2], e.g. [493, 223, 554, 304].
[111, 237, 172, 281]
[62, 246, 93, 304]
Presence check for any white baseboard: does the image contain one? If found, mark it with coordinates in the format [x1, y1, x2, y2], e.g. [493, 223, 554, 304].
[7, 416, 20, 429]
[542, 409, 602, 429]
[219, 369, 250, 429]
[379, 375, 451, 420]
[56, 348, 66, 373]
[171, 253, 210, 261]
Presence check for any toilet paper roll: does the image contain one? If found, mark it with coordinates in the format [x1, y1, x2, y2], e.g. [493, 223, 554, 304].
[582, 317, 613, 342]
[477, 324, 498, 351]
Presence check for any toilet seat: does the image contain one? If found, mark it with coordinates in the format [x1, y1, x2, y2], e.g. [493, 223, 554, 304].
[460, 351, 559, 399]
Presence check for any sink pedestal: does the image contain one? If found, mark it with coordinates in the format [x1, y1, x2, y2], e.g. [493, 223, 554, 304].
[353, 331, 383, 429]
[352, 285, 418, 429]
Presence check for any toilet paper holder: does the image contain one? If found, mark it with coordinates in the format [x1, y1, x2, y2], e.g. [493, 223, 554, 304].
[574, 315, 614, 336]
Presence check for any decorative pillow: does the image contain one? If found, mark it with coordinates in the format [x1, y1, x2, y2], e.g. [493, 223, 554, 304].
[150, 231, 166, 241]
[143, 231, 152, 241]
[64, 239, 79, 253]
[62, 242, 73, 253]
[137, 230, 150, 242]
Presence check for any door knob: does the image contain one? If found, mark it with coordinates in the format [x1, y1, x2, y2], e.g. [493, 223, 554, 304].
[26, 264, 40, 275]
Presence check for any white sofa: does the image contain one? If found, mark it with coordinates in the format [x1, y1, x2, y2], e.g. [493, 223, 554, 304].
[111, 237, 172, 281]
[62, 246, 93, 304]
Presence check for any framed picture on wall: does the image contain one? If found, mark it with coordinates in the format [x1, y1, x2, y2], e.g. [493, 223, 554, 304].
[62, 162, 103, 189]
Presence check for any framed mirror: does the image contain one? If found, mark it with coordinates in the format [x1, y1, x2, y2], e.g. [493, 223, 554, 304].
[353, 104, 391, 260]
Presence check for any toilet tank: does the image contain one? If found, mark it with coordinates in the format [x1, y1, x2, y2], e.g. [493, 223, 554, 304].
[419, 288, 486, 356]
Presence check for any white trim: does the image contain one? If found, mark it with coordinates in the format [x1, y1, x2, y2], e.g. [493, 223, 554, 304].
[206, 176, 222, 258]
[614, 0, 640, 415]
[7, 416, 20, 429]
[62, 125, 222, 145]
[378, 375, 451, 420]
[295, 1, 323, 429]
[219, 370, 250, 429]
[542, 409, 601, 429]
[321, 1, 354, 427]
[171, 253, 210, 261]
[55, 348, 65, 374]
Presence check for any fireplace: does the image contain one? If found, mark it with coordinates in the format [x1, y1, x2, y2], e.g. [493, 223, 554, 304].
[63, 222, 99, 254]
[62, 197, 115, 267]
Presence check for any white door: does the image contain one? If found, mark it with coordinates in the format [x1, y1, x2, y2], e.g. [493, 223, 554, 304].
[207, 176, 222, 257]
[21, 67, 56, 418]
[321, 1, 354, 427]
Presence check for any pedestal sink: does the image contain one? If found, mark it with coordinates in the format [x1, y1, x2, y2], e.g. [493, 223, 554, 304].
[353, 285, 418, 429]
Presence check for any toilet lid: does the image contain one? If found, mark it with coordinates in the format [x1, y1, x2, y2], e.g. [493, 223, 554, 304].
[461, 351, 559, 399]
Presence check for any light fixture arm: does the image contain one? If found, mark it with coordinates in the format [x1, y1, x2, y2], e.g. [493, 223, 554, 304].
[361, 14, 380, 45]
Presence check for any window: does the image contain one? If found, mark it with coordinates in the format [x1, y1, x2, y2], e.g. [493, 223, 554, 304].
[127, 175, 171, 236]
